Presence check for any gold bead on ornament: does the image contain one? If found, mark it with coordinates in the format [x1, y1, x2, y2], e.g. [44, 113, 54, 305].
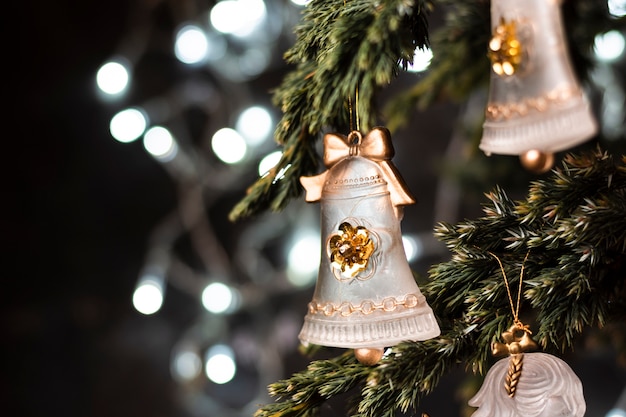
[354, 347, 384, 365]
[519, 149, 554, 174]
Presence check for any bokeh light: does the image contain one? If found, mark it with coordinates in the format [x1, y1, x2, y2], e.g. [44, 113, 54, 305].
[238, 48, 271, 77]
[286, 233, 320, 287]
[209, 0, 267, 37]
[594, 30, 626, 62]
[211, 128, 247, 164]
[258, 150, 282, 176]
[608, 0, 626, 17]
[132, 275, 164, 315]
[201, 282, 234, 314]
[143, 126, 178, 162]
[110, 107, 148, 143]
[402, 235, 424, 263]
[407, 47, 433, 73]
[236, 106, 273, 146]
[172, 349, 203, 381]
[175, 25, 209, 64]
[205, 344, 237, 384]
[96, 60, 130, 95]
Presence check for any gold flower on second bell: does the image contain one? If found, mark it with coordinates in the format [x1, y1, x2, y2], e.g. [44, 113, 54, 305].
[329, 222, 375, 278]
[488, 17, 523, 76]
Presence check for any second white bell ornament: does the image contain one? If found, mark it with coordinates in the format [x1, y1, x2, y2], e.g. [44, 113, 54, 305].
[469, 352, 586, 417]
[480, 0, 597, 157]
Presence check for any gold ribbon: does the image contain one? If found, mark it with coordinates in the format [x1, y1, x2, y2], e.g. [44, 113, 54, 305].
[299, 127, 414, 209]
[492, 324, 538, 357]
[323, 127, 395, 167]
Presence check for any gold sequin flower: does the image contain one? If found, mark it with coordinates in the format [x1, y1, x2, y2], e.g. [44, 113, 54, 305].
[488, 17, 523, 76]
[329, 222, 375, 279]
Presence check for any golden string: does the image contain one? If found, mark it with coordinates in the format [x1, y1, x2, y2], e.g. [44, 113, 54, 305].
[488, 250, 530, 329]
[348, 88, 360, 132]
[349, 97, 354, 132]
[355, 86, 360, 132]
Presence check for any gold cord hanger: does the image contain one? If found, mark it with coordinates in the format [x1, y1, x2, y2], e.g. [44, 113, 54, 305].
[348, 87, 360, 133]
[488, 250, 529, 331]
[488, 250, 537, 398]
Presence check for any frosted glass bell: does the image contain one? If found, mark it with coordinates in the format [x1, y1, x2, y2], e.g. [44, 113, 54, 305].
[298, 127, 440, 357]
[469, 352, 586, 417]
[480, 0, 597, 156]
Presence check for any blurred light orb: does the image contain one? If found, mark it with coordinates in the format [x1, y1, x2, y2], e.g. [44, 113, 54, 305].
[205, 345, 236, 384]
[402, 235, 423, 263]
[173, 350, 202, 381]
[287, 233, 320, 287]
[143, 126, 178, 162]
[236, 106, 273, 146]
[608, 0, 626, 17]
[210, 0, 266, 37]
[96, 61, 130, 95]
[594, 30, 626, 61]
[211, 128, 247, 164]
[238, 48, 270, 77]
[132, 277, 164, 315]
[290, 0, 310, 6]
[175, 25, 209, 64]
[606, 409, 626, 417]
[201, 282, 234, 314]
[258, 150, 282, 176]
[407, 47, 433, 73]
[110, 108, 148, 143]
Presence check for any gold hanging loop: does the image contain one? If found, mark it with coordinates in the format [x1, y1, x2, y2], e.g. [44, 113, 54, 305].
[488, 250, 537, 398]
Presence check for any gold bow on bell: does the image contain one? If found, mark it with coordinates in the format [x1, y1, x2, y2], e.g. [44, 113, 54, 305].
[491, 323, 538, 357]
[491, 323, 538, 398]
[300, 127, 415, 208]
[322, 128, 395, 167]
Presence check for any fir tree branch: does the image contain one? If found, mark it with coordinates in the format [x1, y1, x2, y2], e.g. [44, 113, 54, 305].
[255, 148, 626, 417]
[230, 0, 431, 221]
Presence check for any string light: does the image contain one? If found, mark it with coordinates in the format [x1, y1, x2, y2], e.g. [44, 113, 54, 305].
[401, 235, 423, 263]
[286, 233, 320, 287]
[96, 60, 130, 96]
[407, 47, 433, 73]
[143, 126, 178, 162]
[258, 150, 282, 176]
[172, 349, 203, 382]
[236, 105, 273, 146]
[201, 282, 236, 314]
[205, 344, 237, 384]
[594, 30, 626, 62]
[132, 274, 165, 315]
[110, 107, 148, 143]
[608, 0, 626, 17]
[211, 128, 247, 164]
[209, 0, 267, 38]
[174, 25, 210, 65]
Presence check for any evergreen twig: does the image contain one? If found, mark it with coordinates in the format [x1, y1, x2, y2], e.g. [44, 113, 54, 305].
[229, 0, 431, 221]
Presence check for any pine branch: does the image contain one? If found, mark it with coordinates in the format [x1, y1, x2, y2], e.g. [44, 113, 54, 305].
[230, 0, 431, 221]
[255, 148, 626, 417]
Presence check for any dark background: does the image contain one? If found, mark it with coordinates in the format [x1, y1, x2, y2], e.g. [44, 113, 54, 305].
[5, 1, 626, 416]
